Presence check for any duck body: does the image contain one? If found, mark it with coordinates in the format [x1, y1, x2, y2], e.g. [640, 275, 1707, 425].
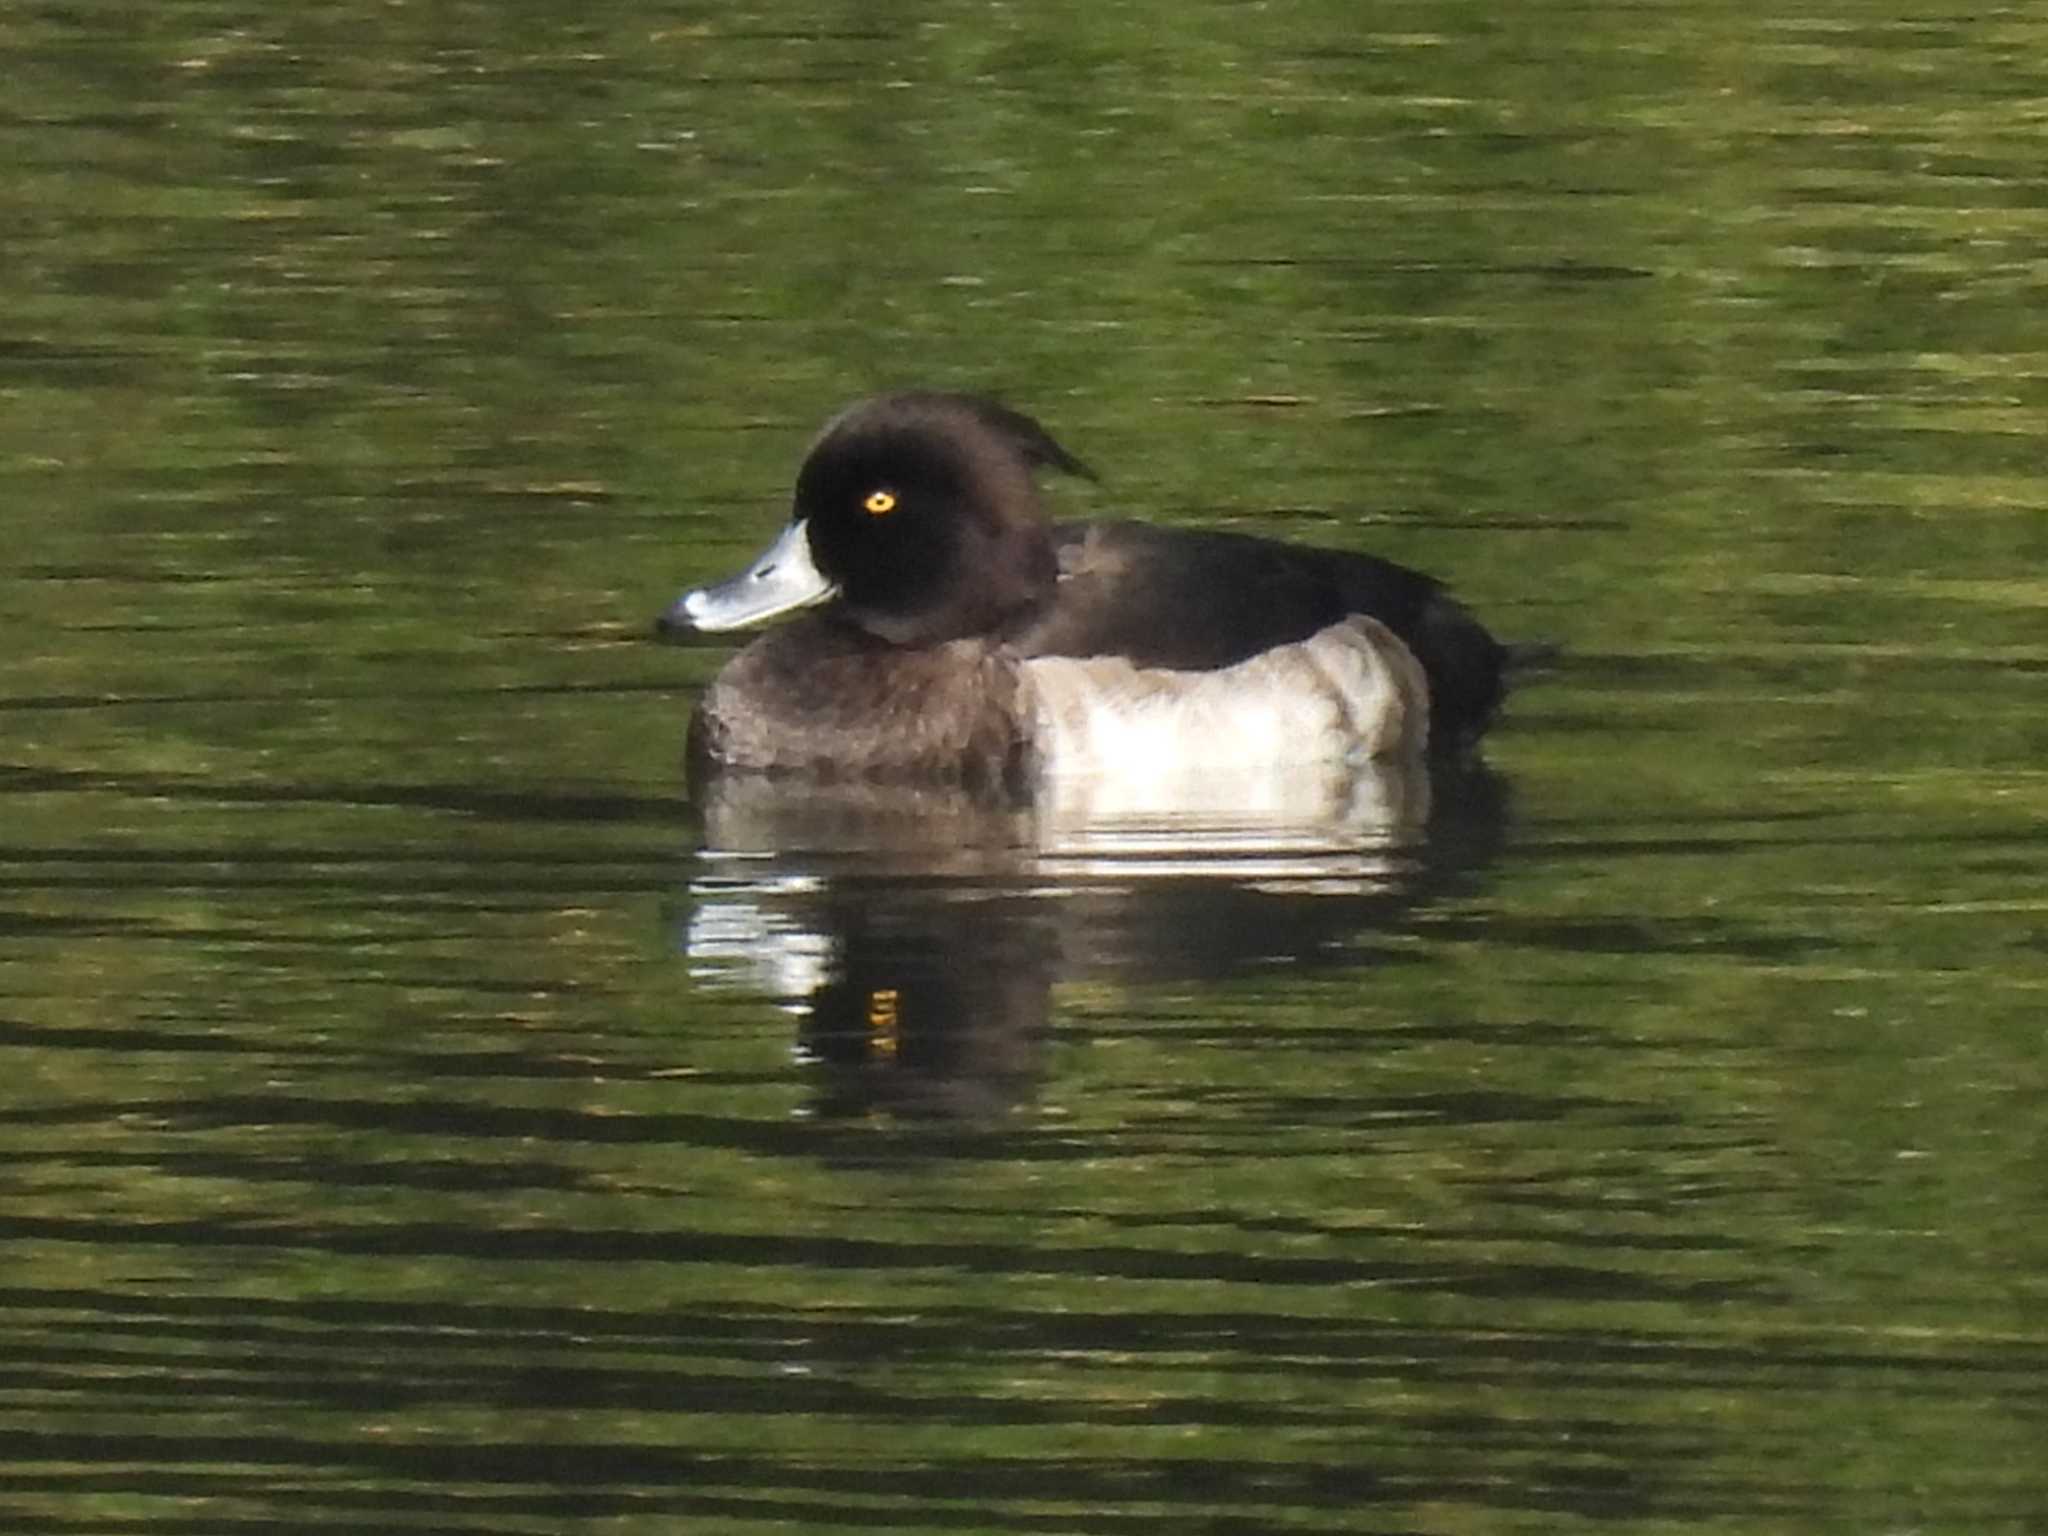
[663, 393, 1506, 791]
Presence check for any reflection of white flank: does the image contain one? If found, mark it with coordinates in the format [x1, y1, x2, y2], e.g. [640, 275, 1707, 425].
[1027, 756, 1424, 887]
[693, 727, 1430, 895]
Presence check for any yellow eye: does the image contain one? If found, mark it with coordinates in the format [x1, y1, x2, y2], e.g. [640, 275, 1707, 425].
[863, 488, 897, 516]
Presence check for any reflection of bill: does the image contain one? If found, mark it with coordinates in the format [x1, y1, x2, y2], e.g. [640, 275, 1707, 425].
[677, 759, 1504, 1124]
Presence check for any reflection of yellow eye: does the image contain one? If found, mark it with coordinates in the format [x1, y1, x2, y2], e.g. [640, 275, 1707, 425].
[863, 489, 897, 516]
[867, 987, 900, 1058]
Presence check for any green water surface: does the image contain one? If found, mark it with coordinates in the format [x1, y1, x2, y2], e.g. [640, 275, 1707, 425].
[3, 3, 2045, 1533]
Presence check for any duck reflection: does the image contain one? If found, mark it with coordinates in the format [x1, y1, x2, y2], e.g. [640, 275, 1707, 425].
[680, 758, 1505, 1123]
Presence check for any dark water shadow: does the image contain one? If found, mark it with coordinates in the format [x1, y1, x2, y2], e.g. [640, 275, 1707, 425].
[674, 757, 1509, 1127]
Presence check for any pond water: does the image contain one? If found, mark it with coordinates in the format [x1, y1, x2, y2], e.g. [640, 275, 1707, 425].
[5, 3, 2046, 1532]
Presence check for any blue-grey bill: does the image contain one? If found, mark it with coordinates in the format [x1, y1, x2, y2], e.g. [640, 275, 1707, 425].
[670, 518, 836, 632]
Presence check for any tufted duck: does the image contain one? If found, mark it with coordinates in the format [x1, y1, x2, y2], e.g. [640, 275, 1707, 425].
[659, 393, 1507, 791]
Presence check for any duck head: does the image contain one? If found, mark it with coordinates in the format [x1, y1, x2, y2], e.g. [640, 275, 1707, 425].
[663, 392, 1093, 646]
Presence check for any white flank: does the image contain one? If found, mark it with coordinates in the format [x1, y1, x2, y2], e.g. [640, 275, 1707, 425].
[1023, 614, 1429, 793]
